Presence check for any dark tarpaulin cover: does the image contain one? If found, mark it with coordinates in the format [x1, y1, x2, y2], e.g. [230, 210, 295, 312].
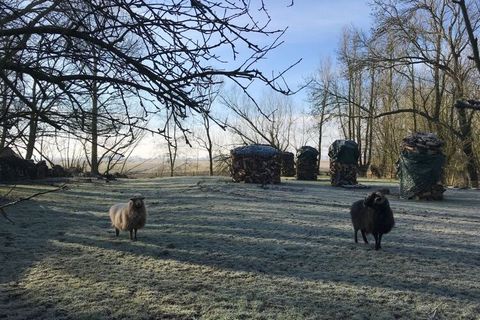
[397, 150, 445, 199]
[328, 140, 359, 164]
[231, 144, 280, 158]
[296, 146, 319, 160]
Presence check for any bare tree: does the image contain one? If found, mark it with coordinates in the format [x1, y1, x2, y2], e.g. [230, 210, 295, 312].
[307, 58, 336, 172]
[221, 88, 296, 151]
[365, 0, 479, 185]
[163, 109, 179, 178]
[453, 0, 480, 75]
[192, 80, 224, 176]
[1, 0, 298, 148]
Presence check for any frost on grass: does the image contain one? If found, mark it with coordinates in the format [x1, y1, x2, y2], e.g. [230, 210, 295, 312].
[0, 177, 479, 319]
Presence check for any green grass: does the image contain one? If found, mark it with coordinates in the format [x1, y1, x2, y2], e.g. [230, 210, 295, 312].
[1, 177, 479, 319]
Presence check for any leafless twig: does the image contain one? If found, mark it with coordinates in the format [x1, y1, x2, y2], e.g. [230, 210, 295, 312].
[0, 184, 69, 224]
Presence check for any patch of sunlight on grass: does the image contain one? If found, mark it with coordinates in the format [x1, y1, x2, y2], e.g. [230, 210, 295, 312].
[1, 176, 480, 319]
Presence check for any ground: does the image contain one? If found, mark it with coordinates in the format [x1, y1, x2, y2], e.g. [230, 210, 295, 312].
[0, 176, 479, 319]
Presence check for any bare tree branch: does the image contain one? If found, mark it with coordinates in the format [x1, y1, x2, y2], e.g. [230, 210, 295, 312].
[0, 184, 69, 223]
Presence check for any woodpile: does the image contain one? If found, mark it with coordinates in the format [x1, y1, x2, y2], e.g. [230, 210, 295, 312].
[413, 184, 446, 200]
[280, 152, 295, 177]
[230, 145, 281, 185]
[328, 140, 359, 187]
[0, 147, 71, 181]
[329, 162, 358, 186]
[0, 147, 36, 180]
[398, 132, 445, 200]
[402, 132, 444, 154]
[296, 146, 318, 180]
[36, 161, 49, 179]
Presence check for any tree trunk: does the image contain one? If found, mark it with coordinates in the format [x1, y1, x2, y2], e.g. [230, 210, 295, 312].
[362, 66, 376, 175]
[25, 111, 38, 160]
[208, 148, 213, 176]
[317, 120, 323, 174]
[456, 107, 479, 188]
[166, 120, 178, 178]
[26, 81, 38, 160]
[0, 84, 8, 150]
[205, 116, 214, 176]
[409, 65, 417, 132]
[90, 81, 99, 175]
[90, 56, 99, 175]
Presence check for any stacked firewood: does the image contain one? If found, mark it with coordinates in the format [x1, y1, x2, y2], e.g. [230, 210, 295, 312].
[0, 147, 73, 181]
[328, 140, 359, 187]
[0, 155, 36, 180]
[398, 132, 445, 200]
[329, 162, 358, 186]
[296, 146, 318, 180]
[401, 132, 444, 154]
[230, 145, 281, 185]
[414, 184, 446, 200]
[280, 152, 295, 177]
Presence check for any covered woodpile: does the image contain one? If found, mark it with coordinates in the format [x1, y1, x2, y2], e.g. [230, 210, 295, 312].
[397, 132, 445, 200]
[296, 146, 318, 180]
[328, 140, 359, 186]
[230, 145, 281, 185]
[280, 151, 295, 177]
[0, 147, 36, 180]
[0, 147, 71, 181]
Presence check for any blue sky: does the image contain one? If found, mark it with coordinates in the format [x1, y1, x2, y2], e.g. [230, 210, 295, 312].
[250, 0, 373, 105]
[141, 1, 375, 158]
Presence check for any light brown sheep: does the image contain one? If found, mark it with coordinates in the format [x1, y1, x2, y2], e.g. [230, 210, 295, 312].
[109, 194, 147, 241]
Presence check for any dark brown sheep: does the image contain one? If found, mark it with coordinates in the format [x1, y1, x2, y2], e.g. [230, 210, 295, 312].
[350, 191, 395, 250]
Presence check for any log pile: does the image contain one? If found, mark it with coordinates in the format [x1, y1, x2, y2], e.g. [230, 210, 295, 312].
[413, 184, 446, 200]
[0, 147, 71, 181]
[329, 162, 358, 186]
[402, 132, 444, 154]
[0, 155, 36, 180]
[0, 147, 36, 180]
[230, 145, 281, 185]
[280, 152, 295, 177]
[328, 140, 359, 187]
[296, 146, 318, 180]
[398, 132, 445, 200]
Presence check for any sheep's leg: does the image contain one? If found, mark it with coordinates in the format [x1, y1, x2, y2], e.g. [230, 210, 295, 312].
[377, 233, 383, 249]
[354, 229, 358, 243]
[115, 228, 119, 237]
[134, 228, 137, 241]
[373, 233, 380, 250]
[361, 230, 369, 244]
[129, 229, 133, 240]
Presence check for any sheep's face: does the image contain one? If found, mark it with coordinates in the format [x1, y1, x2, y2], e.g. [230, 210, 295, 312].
[364, 192, 388, 208]
[130, 197, 145, 209]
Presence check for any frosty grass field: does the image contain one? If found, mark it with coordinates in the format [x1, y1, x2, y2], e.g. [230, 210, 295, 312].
[0, 176, 479, 319]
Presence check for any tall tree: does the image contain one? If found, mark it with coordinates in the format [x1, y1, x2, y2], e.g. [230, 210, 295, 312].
[221, 88, 296, 151]
[1, 0, 298, 147]
[307, 58, 336, 172]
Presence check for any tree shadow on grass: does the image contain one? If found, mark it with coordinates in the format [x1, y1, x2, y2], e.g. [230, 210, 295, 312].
[59, 211, 480, 301]
[42, 220, 480, 319]
[2, 178, 480, 319]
